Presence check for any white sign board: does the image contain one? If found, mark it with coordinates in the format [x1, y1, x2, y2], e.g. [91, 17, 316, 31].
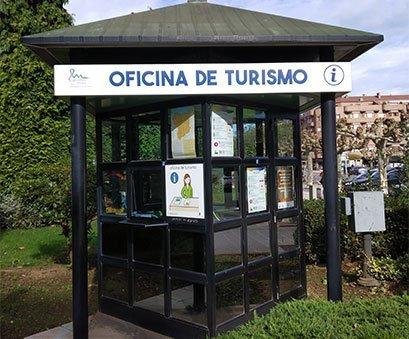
[247, 167, 267, 213]
[211, 110, 234, 157]
[165, 164, 205, 219]
[54, 62, 352, 96]
[352, 191, 386, 233]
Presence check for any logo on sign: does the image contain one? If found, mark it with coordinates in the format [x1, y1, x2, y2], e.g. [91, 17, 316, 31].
[324, 65, 345, 86]
[170, 172, 179, 184]
[68, 68, 89, 82]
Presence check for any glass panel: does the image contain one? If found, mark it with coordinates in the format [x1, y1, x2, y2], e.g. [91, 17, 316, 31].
[131, 167, 163, 218]
[134, 270, 164, 314]
[211, 104, 238, 157]
[102, 223, 127, 258]
[246, 166, 267, 214]
[249, 265, 273, 309]
[171, 279, 207, 326]
[276, 166, 296, 210]
[278, 255, 301, 295]
[214, 227, 242, 272]
[212, 167, 240, 221]
[277, 119, 294, 157]
[243, 108, 266, 157]
[170, 231, 206, 273]
[216, 275, 244, 325]
[103, 170, 127, 215]
[101, 118, 126, 162]
[247, 222, 270, 262]
[277, 217, 299, 254]
[102, 265, 128, 302]
[134, 229, 164, 265]
[169, 105, 203, 159]
[134, 111, 161, 161]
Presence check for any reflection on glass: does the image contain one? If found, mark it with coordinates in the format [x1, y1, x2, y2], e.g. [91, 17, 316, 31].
[243, 108, 266, 157]
[247, 222, 270, 262]
[214, 227, 242, 272]
[277, 119, 294, 157]
[134, 228, 164, 265]
[211, 104, 238, 157]
[216, 275, 244, 325]
[278, 256, 301, 295]
[103, 170, 127, 215]
[102, 223, 127, 258]
[246, 167, 267, 214]
[170, 105, 202, 159]
[277, 217, 299, 254]
[212, 167, 240, 221]
[170, 231, 206, 273]
[102, 118, 126, 162]
[276, 166, 296, 210]
[134, 111, 161, 161]
[171, 279, 207, 326]
[134, 270, 164, 314]
[102, 265, 128, 302]
[249, 265, 273, 309]
[131, 168, 163, 218]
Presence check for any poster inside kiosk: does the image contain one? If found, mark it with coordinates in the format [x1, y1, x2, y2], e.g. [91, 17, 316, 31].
[165, 164, 205, 219]
[54, 62, 352, 96]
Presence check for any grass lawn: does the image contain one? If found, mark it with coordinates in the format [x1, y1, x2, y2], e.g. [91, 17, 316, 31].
[0, 223, 97, 268]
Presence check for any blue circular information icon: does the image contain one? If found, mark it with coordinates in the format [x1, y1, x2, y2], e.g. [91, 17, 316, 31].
[170, 172, 179, 184]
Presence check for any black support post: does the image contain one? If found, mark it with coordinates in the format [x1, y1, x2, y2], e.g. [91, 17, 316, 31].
[71, 96, 89, 338]
[321, 92, 342, 301]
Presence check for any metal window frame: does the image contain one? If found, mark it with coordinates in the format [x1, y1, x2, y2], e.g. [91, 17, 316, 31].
[95, 95, 306, 338]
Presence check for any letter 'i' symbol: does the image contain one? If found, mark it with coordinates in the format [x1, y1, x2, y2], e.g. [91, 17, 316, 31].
[331, 68, 337, 83]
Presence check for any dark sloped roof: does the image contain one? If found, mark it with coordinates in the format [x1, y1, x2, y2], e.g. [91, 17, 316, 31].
[22, 1, 382, 49]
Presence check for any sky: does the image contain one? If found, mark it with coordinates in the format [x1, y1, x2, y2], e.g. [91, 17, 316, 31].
[64, 0, 409, 96]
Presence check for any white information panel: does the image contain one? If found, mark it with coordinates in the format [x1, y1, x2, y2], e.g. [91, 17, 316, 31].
[211, 110, 234, 157]
[54, 62, 352, 96]
[247, 167, 267, 213]
[165, 164, 205, 219]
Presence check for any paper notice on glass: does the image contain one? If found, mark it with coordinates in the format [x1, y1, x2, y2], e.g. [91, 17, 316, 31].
[211, 110, 234, 157]
[171, 107, 196, 158]
[277, 166, 295, 209]
[247, 167, 267, 213]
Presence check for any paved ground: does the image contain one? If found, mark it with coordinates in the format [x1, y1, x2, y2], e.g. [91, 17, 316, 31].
[26, 312, 169, 339]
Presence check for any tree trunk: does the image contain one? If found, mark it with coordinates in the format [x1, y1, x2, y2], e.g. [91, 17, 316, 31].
[307, 151, 314, 199]
[378, 151, 388, 194]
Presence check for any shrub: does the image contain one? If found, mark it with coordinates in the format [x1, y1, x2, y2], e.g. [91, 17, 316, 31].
[303, 194, 408, 264]
[219, 295, 409, 339]
[0, 162, 97, 243]
[369, 254, 409, 282]
[303, 199, 360, 263]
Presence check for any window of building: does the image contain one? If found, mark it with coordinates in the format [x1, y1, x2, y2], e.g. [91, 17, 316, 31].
[214, 227, 242, 272]
[102, 170, 127, 215]
[101, 118, 126, 163]
[211, 104, 238, 157]
[216, 275, 244, 325]
[243, 108, 266, 157]
[276, 119, 294, 157]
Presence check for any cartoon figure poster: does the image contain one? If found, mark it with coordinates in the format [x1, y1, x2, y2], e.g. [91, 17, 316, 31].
[165, 164, 205, 219]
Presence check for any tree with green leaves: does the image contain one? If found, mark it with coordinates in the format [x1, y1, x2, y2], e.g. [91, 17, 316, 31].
[0, 0, 72, 189]
[0, 1, 97, 250]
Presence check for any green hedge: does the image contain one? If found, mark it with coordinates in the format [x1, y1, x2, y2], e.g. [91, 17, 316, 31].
[303, 195, 408, 263]
[219, 295, 409, 339]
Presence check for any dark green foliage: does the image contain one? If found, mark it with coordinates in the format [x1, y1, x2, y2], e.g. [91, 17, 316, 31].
[219, 295, 409, 339]
[0, 161, 97, 239]
[303, 199, 360, 263]
[0, 0, 72, 188]
[139, 124, 161, 160]
[303, 196, 408, 271]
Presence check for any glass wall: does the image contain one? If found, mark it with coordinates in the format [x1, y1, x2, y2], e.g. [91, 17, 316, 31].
[101, 118, 126, 163]
[102, 170, 127, 215]
[212, 167, 240, 221]
[243, 108, 266, 157]
[210, 104, 238, 157]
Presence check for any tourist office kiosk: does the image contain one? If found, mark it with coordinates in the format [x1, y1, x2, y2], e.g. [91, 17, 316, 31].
[22, 1, 382, 338]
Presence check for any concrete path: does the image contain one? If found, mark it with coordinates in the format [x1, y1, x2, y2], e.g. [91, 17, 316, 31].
[26, 312, 169, 339]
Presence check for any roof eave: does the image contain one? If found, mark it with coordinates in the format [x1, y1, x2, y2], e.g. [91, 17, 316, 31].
[22, 34, 383, 47]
